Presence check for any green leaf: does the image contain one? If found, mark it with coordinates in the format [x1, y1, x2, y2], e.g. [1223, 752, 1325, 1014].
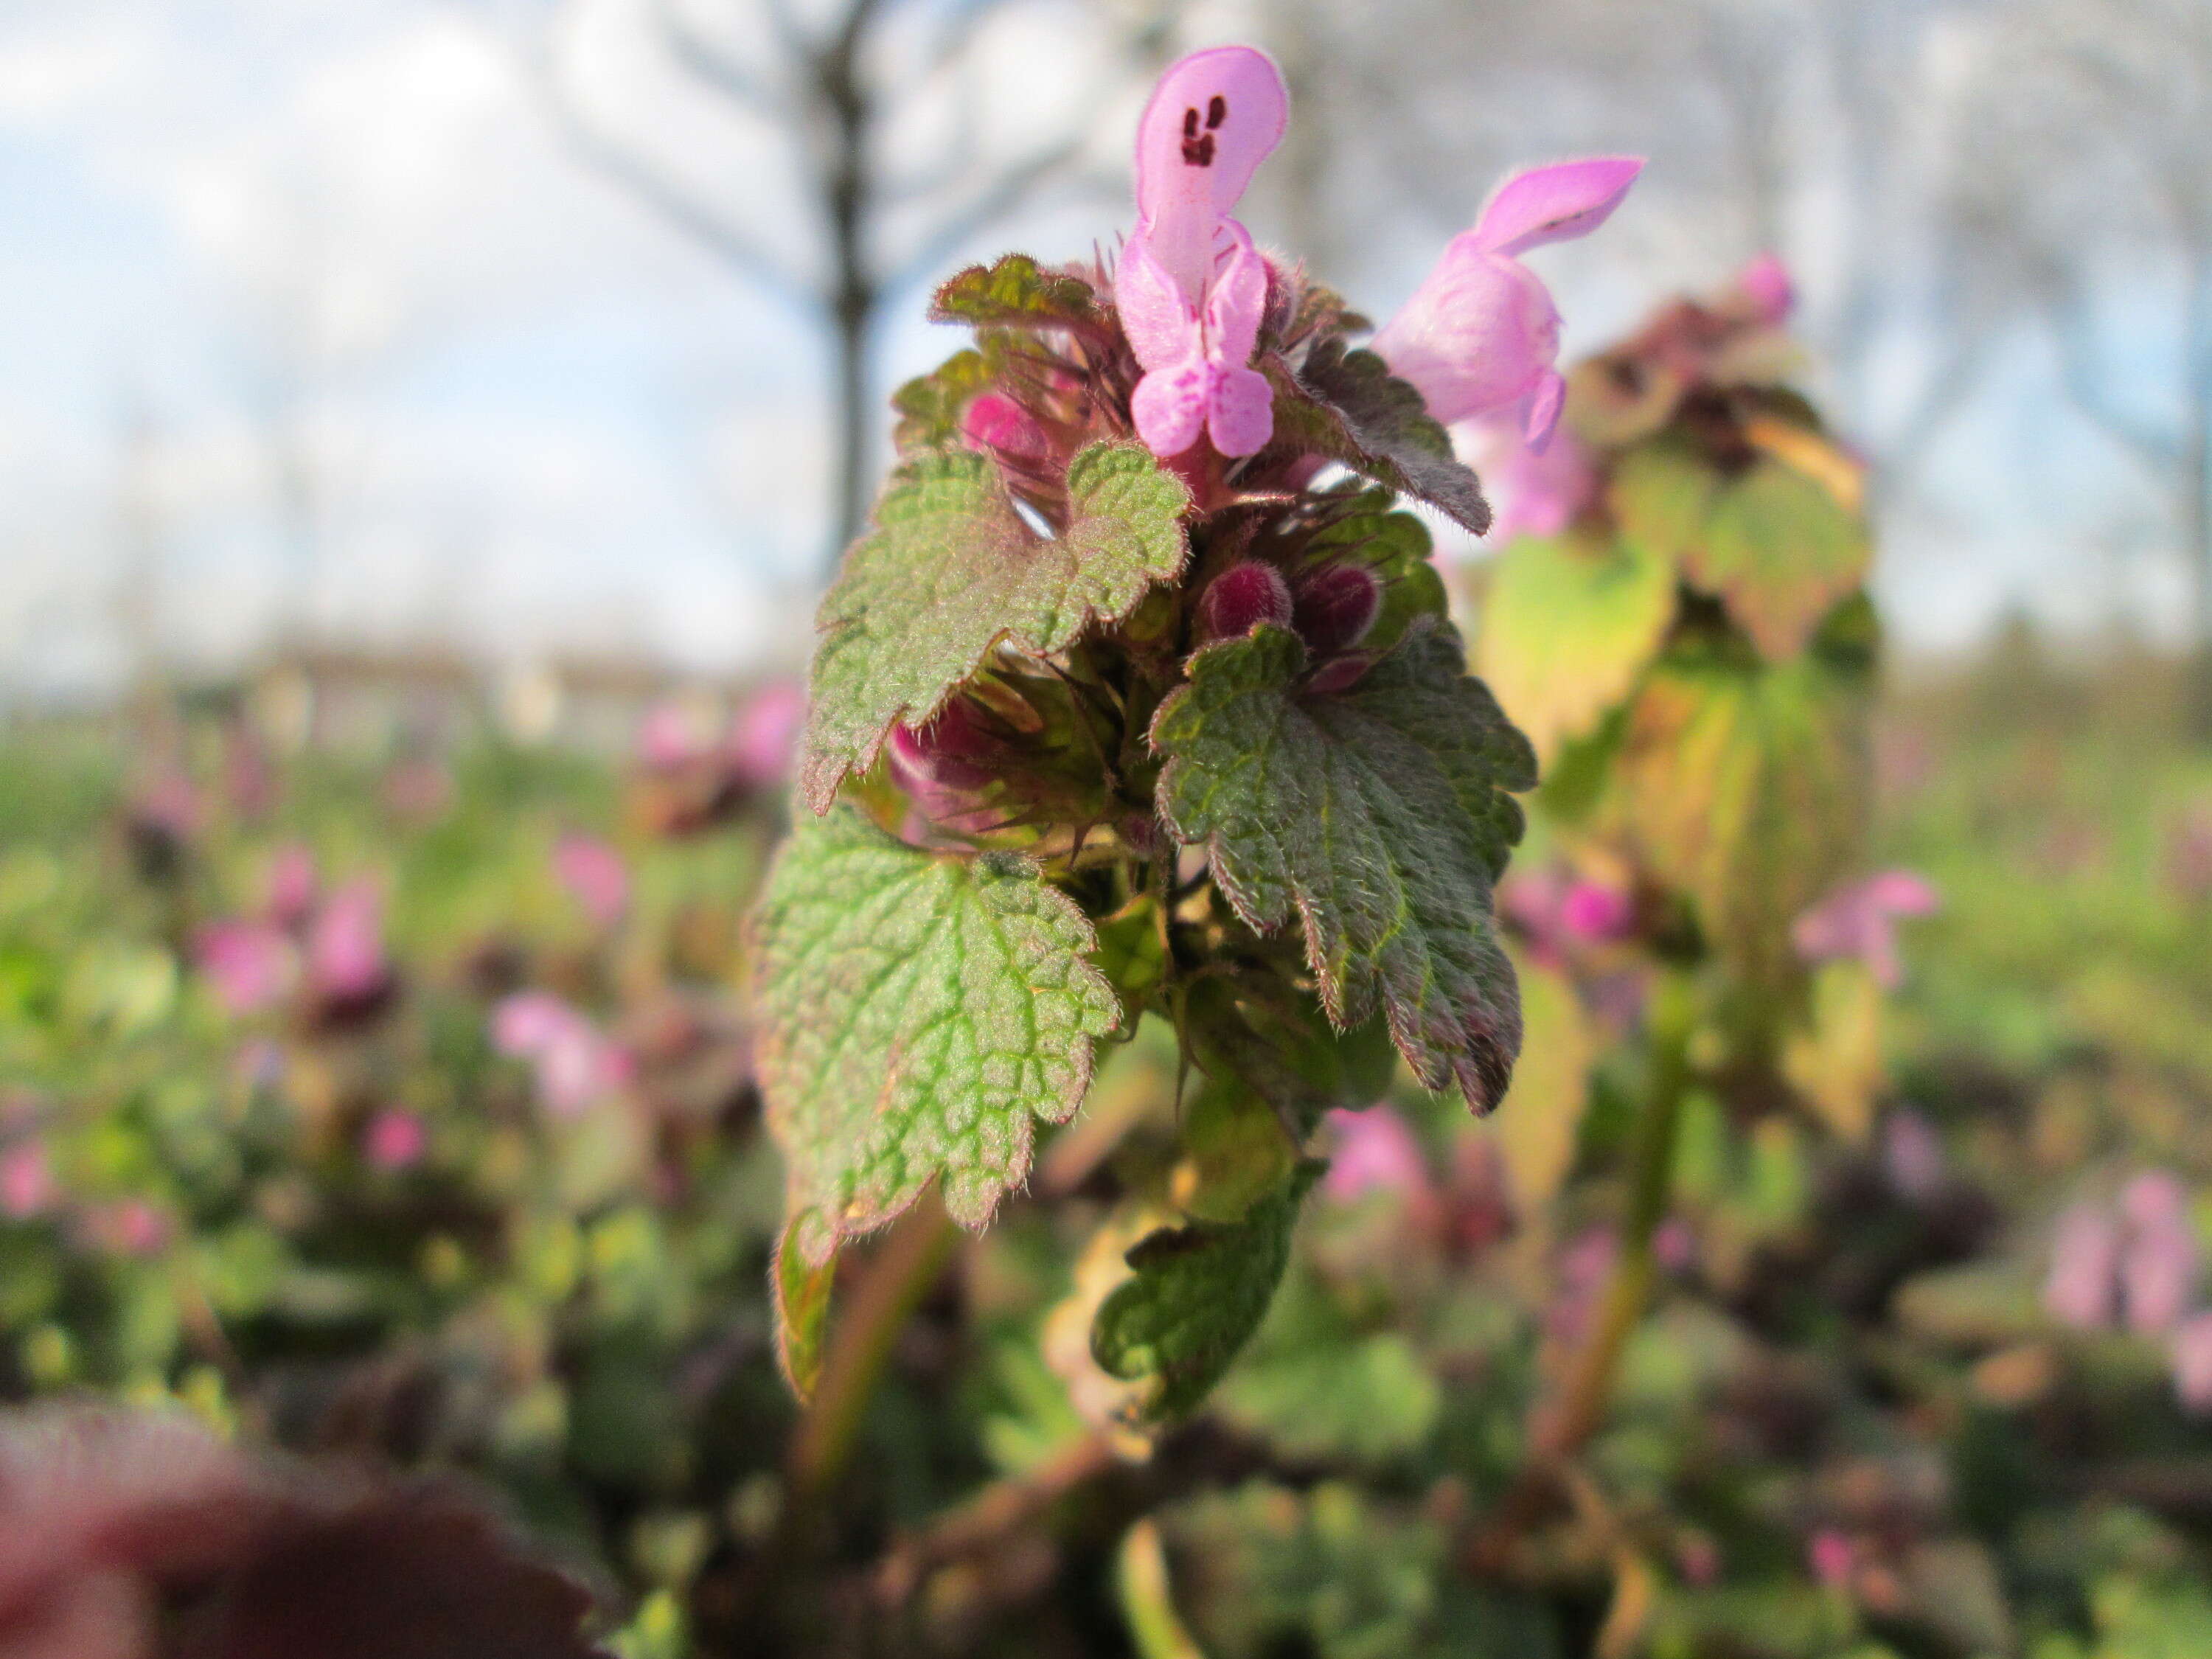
[1268, 341, 1492, 534]
[773, 1217, 835, 1400]
[1613, 641, 1869, 988]
[1092, 1161, 1325, 1424]
[931, 254, 1101, 332]
[802, 442, 1189, 810]
[890, 344, 1001, 452]
[751, 805, 1121, 1262]
[1606, 436, 1715, 568]
[1183, 974, 1397, 1142]
[1152, 622, 1534, 1110]
[1474, 526, 1675, 764]
[1683, 456, 1871, 661]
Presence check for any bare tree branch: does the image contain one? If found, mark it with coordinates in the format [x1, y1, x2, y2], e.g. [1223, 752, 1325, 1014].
[886, 138, 1088, 292]
[655, 0, 792, 122]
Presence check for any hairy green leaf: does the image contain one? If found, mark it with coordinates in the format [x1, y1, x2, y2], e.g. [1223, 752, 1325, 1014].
[1267, 342, 1492, 534]
[1683, 456, 1871, 661]
[751, 806, 1121, 1263]
[931, 254, 1101, 331]
[1152, 623, 1534, 1109]
[1091, 1161, 1324, 1425]
[1475, 526, 1675, 764]
[890, 344, 1000, 452]
[802, 442, 1189, 810]
[1297, 493, 1449, 659]
[773, 1217, 835, 1400]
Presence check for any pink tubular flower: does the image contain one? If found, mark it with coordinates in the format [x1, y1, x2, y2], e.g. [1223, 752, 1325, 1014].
[2120, 1172, 2198, 1335]
[1115, 46, 1288, 459]
[1792, 870, 1940, 990]
[196, 922, 296, 1015]
[1371, 156, 1644, 448]
[1320, 1106, 1431, 1205]
[554, 835, 629, 928]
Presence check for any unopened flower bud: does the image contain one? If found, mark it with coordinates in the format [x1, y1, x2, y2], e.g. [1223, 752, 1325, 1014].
[1196, 561, 1293, 644]
[1292, 564, 1382, 658]
[960, 392, 1048, 459]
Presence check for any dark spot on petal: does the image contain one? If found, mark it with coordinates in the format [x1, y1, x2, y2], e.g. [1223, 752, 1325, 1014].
[1183, 107, 1199, 140]
[1206, 94, 1226, 130]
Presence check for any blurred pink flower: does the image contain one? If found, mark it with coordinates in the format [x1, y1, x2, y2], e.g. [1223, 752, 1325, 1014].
[1559, 880, 1634, 942]
[1467, 415, 1599, 541]
[381, 758, 451, 821]
[554, 835, 629, 928]
[83, 1199, 171, 1259]
[264, 843, 319, 929]
[2044, 1200, 2121, 1329]
[1734, 251, 1795, 324]
[1652, 1216, 1697, 1273]
[1807, 1529, 1855, 1590]
[132, 773, 204, 842]
[1545, 1226, 1618, 1348]
[1116, 46, 1287, 458]
[1501, 864, 1634, 967]
[0, 1143, 53, 1221]
[1676, 1533, 1722, 1587]
[2172, 1311, 2212, 1413]
[1881, 1110, 1947, 1202]
[1320, 1107, 1431, 1205]
[306, 880, 389, 1005]
[1792, 870, 1940, 990]
[731, 681, 806, 788]
[2120, 1172, 2198, 1335]
[362, 1110, 428, 1173]
[195, 922, 296, 1015]
[491, 992, 627, 1119]
[1373, 156, 1643, 447]
[639, 700, 713, 771]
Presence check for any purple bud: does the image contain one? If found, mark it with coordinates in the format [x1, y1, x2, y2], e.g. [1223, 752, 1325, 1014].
[1196, 562, 1293, 644]
[1291, 564, 1382, 658]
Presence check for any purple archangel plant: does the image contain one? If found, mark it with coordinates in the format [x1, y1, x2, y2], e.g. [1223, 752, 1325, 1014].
[748, 44, 1639, 1420]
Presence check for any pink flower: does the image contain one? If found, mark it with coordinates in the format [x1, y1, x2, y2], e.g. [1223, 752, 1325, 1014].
[1652, 1216, 1697, 1273]
[1734, 251, 1795, 324]
[2120, 1172, 2197, 1335]
[306, 880, 389, 1005]
[491, 992, 627, 1119]
[362, 1109, 428, 1172]
[2045, 1200, 2121, 1329]
[731, 681, 806, 788]
[1372, 156, 1644, 448]
[1881, 1110, 1947, 1203]
[1467, 415, 1599, 541]
[1792, 870, 1940, 990]
[84, 1199, 170, 1259]
[2172, 1312, 2212, 1413]
[1115, 46, 1287, 459]
[1545, 1226, 1618, 1347]
[195, 922, 296, 1015]
[961, 392, 1048, 460]
[0, 1144, 52, 1220]
[639, 700, 715, 771]
[264, 844, 319, 929]
[1807, 1529, 1855, 1590]
[1559, 879, 1634, 943]
[1320, 1106, 1431, 1205]
[554, 835, 629, 928]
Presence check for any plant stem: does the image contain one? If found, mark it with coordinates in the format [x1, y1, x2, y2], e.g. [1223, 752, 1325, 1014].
[1532, 969, 1696, 1460]
[786, 1191, 959, 1501]
[1470, 970, 1697, 1565]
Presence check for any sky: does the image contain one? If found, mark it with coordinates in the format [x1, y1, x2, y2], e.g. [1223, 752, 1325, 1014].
[0, 0, 2185, 701]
